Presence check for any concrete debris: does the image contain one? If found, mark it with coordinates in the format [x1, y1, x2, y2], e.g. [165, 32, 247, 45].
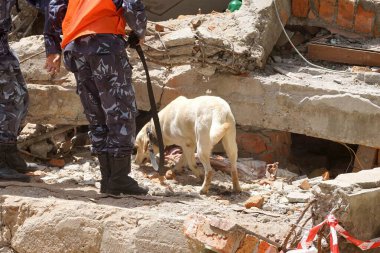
[314, 168, 380, 253]
[286, 191, 313, 203]
[266, 162, 279, 180]
[298, 180, 311, 190]
[183, 214, 279, 253]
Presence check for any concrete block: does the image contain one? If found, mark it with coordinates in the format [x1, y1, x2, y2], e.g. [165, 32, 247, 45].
[161, 27, 195, 47]
[335, 167, 380, 189]
[315, 168, 380, 252]
[286, 191, 313, 203]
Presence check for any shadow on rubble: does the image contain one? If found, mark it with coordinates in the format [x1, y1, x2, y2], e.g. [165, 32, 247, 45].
[0, 166, 251, 210]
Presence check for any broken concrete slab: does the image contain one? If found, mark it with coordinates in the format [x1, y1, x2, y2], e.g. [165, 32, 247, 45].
[314, 167, 380, 252]
[335, 167, 380, 189]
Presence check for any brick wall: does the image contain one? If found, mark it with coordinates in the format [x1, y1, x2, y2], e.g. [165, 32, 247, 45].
[291, 0, 380, 37]
[236, 126, 292, 164]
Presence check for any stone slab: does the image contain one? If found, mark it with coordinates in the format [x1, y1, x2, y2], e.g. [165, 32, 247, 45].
[335, 167, 380, 189]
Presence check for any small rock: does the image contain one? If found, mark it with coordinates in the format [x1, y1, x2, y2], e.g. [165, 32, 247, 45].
[287, 192, 313, 203]
[165, 170, 175, 180]
[244, 195, 264, 209]
[299, 180, 311, 190]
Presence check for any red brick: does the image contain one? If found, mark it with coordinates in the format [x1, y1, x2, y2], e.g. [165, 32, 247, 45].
[237, 235, 260, 253]
[258, 241, 278, 253]
[244, 195, 265, 209]
[48, 159, 65, 168]
[353, 145, 378, 172]
[337, 0, 355, 29]
[292, 0, 310, 17]
[258, 153, 274, 164]
[319, 0, 337, 22]
[236, 132, 267, 155]
[354, 4, 375, 34]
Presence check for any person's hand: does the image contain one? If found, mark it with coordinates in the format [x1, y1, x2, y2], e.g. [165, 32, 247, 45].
[128, 32, 144, 49]
[45, 54, 61, 74]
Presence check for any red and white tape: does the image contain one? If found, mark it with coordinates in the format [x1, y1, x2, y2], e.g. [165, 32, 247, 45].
[297, 214, 380, 252]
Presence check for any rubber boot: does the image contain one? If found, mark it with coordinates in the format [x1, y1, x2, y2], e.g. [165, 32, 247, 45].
[98, 153, 109, 193]
[3, 143, 36, 173]
[106, 155, 148, 195]
[0, 147, 30, 182]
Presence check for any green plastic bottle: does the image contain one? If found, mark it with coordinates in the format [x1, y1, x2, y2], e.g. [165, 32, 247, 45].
[228, 0, 242, 12]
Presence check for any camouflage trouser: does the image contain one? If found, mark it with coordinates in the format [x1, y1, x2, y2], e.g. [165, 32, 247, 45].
[63, 51, 138, 157]
[0, 51, 29, 143]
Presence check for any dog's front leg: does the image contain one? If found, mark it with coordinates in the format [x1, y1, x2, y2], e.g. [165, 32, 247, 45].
[182, 146, 203, 179]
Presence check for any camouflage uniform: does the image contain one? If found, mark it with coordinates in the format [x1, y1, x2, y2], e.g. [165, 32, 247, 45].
[46, 0, 147, 157]
[0, 0, 28, 143]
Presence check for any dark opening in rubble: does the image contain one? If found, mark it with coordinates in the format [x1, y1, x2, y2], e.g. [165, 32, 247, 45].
[290, 133, 357, 179]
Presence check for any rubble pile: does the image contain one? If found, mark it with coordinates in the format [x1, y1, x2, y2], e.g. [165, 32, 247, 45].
[2, 0, 380, 252]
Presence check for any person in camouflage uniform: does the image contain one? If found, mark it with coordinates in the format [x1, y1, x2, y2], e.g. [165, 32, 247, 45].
[45, 0, 148, 195]
[0, 0, 48, 182]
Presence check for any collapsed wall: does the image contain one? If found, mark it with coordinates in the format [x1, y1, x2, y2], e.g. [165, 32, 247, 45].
[314, 168, 380, 253]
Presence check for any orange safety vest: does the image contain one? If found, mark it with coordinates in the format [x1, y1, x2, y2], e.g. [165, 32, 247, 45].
[61, 0, 126, 49]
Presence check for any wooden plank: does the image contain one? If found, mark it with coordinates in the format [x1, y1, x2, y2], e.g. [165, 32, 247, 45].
[307, 42, 380, 67]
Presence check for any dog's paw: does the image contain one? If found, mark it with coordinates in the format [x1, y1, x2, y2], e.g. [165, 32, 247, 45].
[199, 188, 208, 195]
[233, 184, 242, 193]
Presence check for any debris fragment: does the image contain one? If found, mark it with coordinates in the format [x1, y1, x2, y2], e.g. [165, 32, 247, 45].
[299, 180, 311, 190]
[286, 192, 313, 203]
[266, 162, 279, 180]
[48, 159, 66, 168]
[244, 196, 265, 209]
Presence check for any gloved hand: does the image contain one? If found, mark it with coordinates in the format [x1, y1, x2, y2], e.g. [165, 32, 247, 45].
[128, 32, 140, 49]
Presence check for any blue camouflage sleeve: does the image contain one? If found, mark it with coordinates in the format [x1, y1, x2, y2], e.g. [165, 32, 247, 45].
[122, 0, 147, 39]
[44, 0, 67, 55]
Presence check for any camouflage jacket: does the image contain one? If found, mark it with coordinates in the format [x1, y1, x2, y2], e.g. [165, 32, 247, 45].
[0, 0, 16, 56]
[45, 0, 147, 55]
[0, 0, 52, 56]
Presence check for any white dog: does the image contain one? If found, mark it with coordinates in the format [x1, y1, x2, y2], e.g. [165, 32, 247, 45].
[134, 96, 241, 194]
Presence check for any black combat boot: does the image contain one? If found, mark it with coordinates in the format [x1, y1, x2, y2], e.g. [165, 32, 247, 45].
[3, 143, 36, 173]
[106, 155, 148, 196]
[0, 145, 30, 182]
[97, 153, 110, 193]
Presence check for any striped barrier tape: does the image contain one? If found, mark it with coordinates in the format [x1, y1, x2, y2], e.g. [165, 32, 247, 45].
[297, 214, 380, 252]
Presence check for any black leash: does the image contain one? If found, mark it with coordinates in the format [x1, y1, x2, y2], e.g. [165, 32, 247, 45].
[134, 44, 166, 176]
[15, 0, 21, 12]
